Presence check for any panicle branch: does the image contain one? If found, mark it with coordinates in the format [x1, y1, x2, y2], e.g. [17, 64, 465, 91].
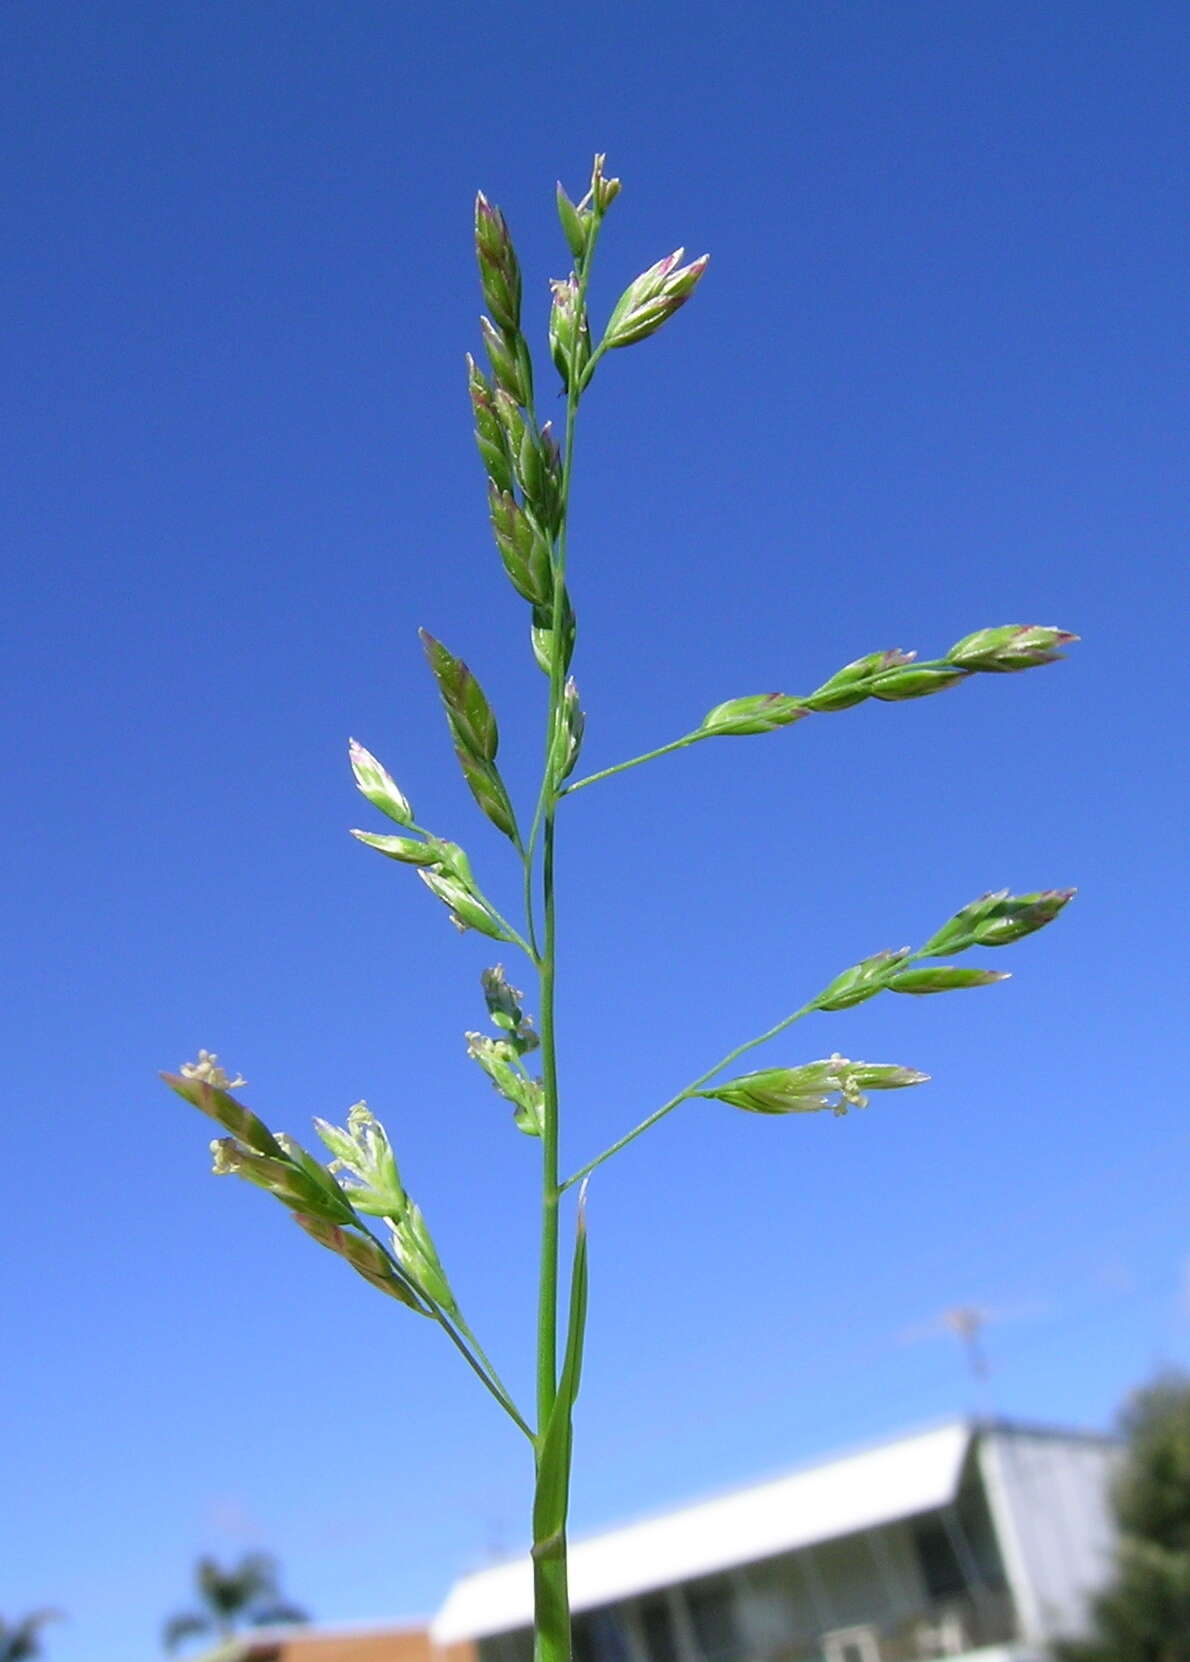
[565, 625, 1079, 792]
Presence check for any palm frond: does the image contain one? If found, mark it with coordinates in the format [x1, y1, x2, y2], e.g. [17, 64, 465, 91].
[234, 1554, 279, 1604]
[178, 1551, 303, 1646]
[0, 1610, 63, 1662]
[163, 1611, 213, 1652]
[248, 1603, 308, 1630]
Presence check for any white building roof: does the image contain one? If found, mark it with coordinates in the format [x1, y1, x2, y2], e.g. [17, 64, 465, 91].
[433, 1420, 973, 1643]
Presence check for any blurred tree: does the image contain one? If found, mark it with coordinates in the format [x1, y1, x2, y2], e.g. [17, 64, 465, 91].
[0, 1611, 60, 1662]
[163, 1555, 307, 1653]
[1057, 1371, 1190, 1662]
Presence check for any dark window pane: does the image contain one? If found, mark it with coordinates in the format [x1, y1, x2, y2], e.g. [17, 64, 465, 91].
[956, 1478, 1008, 1590]
[479, 1634, 532, 1662]
[685, 1577, 741, 1662]
[574, 1607, 631, 1662]
[638, 1595, 680, 1662]
[912, 1517, 967, 1599]
[812, 1537, 879, 1628]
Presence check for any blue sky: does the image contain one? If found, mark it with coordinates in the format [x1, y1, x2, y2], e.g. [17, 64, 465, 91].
[3, 2, 1188, 1659]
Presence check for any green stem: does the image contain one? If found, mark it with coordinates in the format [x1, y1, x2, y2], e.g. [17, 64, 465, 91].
[536, 810, 563, 1432]
[535, 444, 575, 1445]
[534, 416, 577, 1433]
[534, 812, 568, 1662]
[562, 731, 706, 795]
[531, 204, 607, 1662]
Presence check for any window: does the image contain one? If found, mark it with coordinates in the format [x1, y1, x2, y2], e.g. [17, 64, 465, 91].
[911, 1517, 967, 1600]
[685, 1576, 741, 1662]
[811, 1535, 880, 1628]
[955, 1479, 1008, 1590]
[636, 1593, 680, 1662]
[823, 1624, 881, 1662]
[479, 1631, 533, 1662]
[736, 1553, 818, 1649]
[573, 1607, 632, 1662]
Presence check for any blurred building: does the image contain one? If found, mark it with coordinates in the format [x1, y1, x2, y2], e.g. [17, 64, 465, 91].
[433, 1419, 1118, 1662]
[236, 1627, 472, 1662]
[236, 1418, 1118, 1662]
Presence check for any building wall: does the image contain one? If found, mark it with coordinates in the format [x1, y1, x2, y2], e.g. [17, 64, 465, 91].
[455, 1422, 1119, 1662]
[476, 1508, 1018, 1662]
[978, 1428, 1118, 1645]
[255, 1629, 476, 1662]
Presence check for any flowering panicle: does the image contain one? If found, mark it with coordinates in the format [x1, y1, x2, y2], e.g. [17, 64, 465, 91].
[163, 154, 1078, 1662]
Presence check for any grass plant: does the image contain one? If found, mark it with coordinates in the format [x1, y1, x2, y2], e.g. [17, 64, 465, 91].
[164, 156, 1077, 1662]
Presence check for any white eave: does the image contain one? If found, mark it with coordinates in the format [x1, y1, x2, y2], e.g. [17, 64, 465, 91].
[433, 1420, 973, 1643]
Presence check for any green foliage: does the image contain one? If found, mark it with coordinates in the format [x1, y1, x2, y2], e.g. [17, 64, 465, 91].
[0, 1612, 60, 1662]
[1057, 1375, 1190, 1662]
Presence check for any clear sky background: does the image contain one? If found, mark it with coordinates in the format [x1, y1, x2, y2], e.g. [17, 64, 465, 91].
[3, 3, 1188, 1660]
